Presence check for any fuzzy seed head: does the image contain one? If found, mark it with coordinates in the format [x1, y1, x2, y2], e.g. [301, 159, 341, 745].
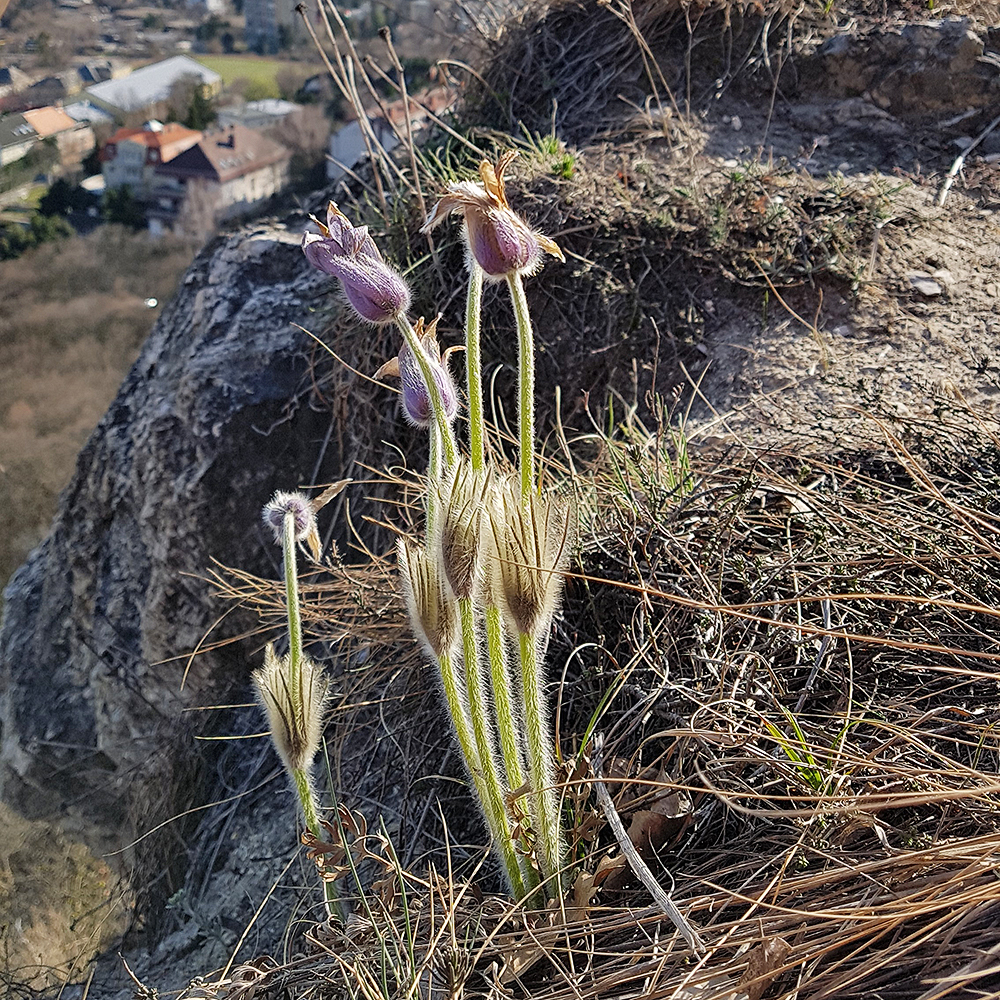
[434, 462, 490, 600]
[488, 484, 574, 637]
[252, 644, 329, 774]
[398, 540, 460, 660]
[263, 491, 316, 546]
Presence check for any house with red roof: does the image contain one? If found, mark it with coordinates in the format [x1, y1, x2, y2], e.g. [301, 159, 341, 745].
[148, 123, 290, 237]
[100, 120, 202, 198]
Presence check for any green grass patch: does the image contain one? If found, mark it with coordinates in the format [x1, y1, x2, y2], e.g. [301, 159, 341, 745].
[194, 55, 320, 100]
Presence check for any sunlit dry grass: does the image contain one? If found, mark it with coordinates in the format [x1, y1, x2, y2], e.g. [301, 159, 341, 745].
[0, 227, 196, 591]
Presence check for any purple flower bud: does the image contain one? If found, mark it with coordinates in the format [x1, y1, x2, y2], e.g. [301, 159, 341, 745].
[422, 152, 564, 281]
[302, 202, 411, 325]
[465, 206, 540, 278]
[263, 491, 315, 546]
[398, 326, 459, 429]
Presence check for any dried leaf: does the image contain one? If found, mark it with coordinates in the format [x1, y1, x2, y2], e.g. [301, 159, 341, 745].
[738, 937, 793, 1000]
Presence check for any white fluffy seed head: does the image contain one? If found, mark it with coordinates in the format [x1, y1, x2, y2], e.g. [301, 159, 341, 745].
[398, 540, 460, 660]
[252, 644, 329, 774]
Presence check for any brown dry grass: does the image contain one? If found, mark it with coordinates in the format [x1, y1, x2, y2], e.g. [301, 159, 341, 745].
[0, 226, 196, 593]
[189, 396, 1000, 1000]
[0, 802, 129, 996]
[80, 1, 1000, 995]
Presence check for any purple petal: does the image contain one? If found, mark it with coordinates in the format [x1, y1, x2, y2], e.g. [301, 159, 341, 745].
[324, 255, 411, 325]
[467, 208, 539, 277]
[398, 340, 458, 427]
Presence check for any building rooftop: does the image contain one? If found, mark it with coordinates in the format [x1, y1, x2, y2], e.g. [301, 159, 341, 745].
[86, 56, 221, 114]
[63, 101, 116, 124]
[155, 123, 289, 184]
[245, 98, 300, 117]
[0, 114, 39, 148]
[101, 121, 202, 163]
[22, 106, 78, 137]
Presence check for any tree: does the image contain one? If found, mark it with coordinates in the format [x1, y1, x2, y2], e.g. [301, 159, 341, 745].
[40, 179, 94, 216]
[170, 75, 217, 130]
[82, 143, 101, 177]
[103, 187, 145, 229]
[0, 213, 71, 260]
[39, 178, 75, 216]
[184, 86, 217, 131]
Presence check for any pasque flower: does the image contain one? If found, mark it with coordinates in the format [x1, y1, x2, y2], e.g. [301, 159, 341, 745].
[376, 316, 460, 429]
[422, 151, 564, 279]
[303, 202, 411, 324]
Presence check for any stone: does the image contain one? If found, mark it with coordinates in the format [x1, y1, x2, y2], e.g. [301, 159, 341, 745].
[908, 271, 944, 296]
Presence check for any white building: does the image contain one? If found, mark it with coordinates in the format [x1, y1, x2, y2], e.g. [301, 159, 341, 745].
[100, 121, 203, 197]
[86, 56, 222, 119]
[148, 123, 291, 237]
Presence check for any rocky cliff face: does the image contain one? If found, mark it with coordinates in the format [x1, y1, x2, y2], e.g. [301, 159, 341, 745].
[0, 226, 336, 853]
[0, 218, 476, 995]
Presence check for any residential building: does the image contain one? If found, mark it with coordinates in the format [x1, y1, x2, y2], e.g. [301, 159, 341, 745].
[0, 67, 32, 100]
[77, 59, 130, 87]
[25, 71, 83, 106]
[0, 113, 40, 167]
[148, 123, 290, 237]
[216, 98, 300, 132]
[243, 0, 311, 53]
[85, 56, 222, 120]
[22, 106, 95, 169]
[188, 0, 228, 14]
[100, 121, 202, 197]
[63, 101, 116, 126]
[327, 85, 457, 183]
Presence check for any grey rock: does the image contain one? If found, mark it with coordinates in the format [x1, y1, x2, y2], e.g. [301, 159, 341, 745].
[0, 225, 335, 849]
[908, 271, 944, 296]
[805, 17, 995, 117]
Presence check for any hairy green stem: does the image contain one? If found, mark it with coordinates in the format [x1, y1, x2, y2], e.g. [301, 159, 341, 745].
[485, 605, 526, 795]
[437, 650, 522, 897]
[486, 603, 539, 894]
[426, 423, 441, 536]
[465, 264, 486, 470]
[282, 512, 304, 703]
[395, 314, 458, 469]
[506, 272, 535, 500]
[293, 767, 343, 920]
[518, 630, 564, 895]
[459, 598, 526, 898]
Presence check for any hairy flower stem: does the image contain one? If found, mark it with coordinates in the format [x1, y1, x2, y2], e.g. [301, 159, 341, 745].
[282, 512, 304, 696]
[395, 314, 458, 469]
[485, 606, 526, 794]
[293, 766, 321, 839]
[279, 522, 343, 919]
[426, 425, 441, 535]
[519, 630, 564, 894]
[459, 598, 527, 898]
[485, 604, 539, 894]
[293, 767, 343, 919]
[506, 272, 535, 500]
[465, 264, 486, 470]
[439, 647, 525, 898]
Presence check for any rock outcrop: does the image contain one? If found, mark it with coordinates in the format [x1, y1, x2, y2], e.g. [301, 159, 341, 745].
[0, 225, 336, 853]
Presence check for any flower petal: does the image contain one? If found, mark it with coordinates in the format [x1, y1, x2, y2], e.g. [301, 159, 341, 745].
[537, 232, 565, 262]
[421, 183, 492, 233]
